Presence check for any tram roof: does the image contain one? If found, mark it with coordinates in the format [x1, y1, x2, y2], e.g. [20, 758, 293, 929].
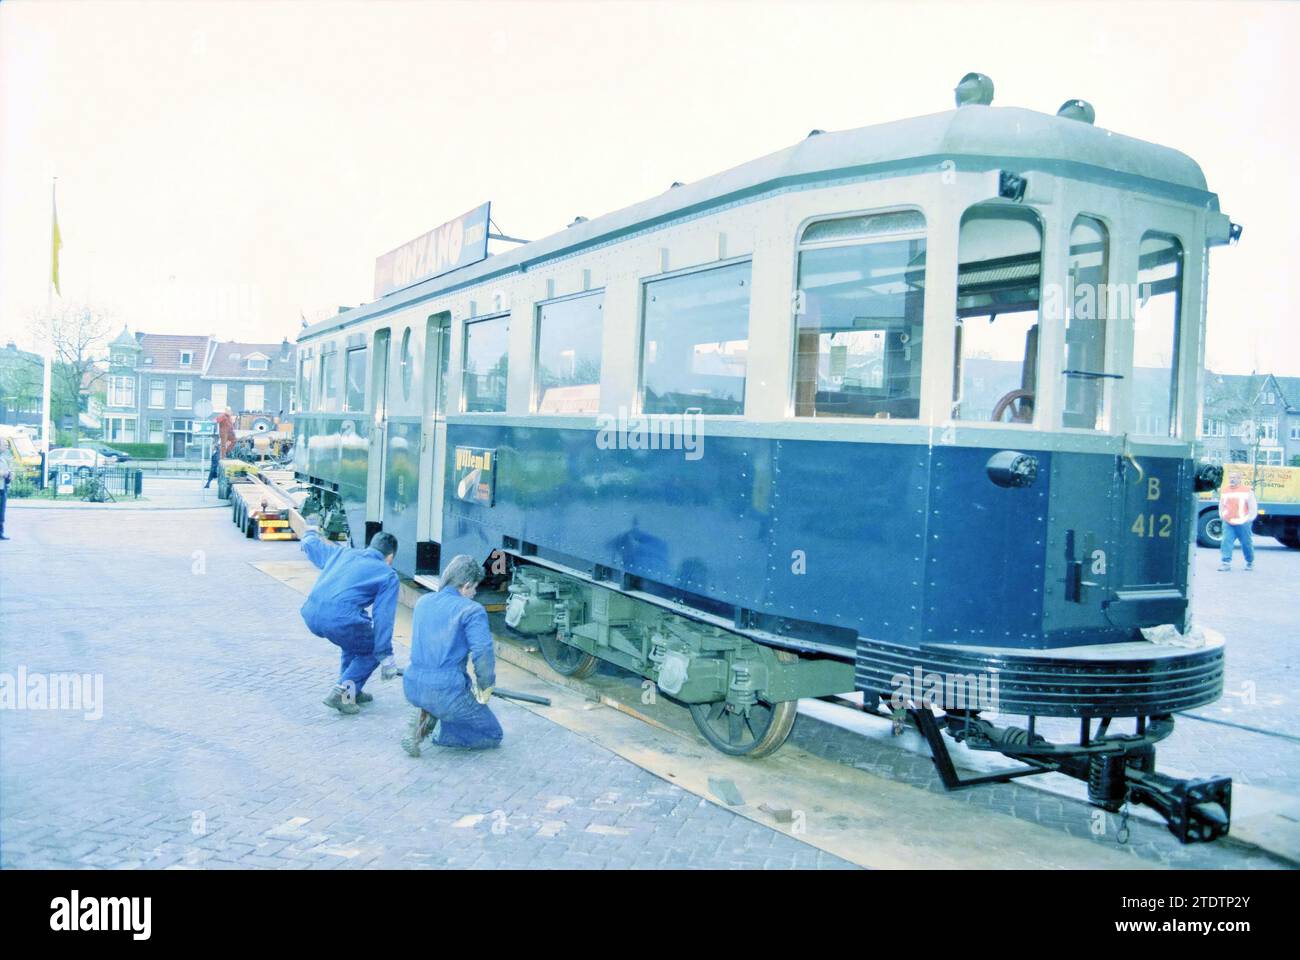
[301, 104, 1212, 340]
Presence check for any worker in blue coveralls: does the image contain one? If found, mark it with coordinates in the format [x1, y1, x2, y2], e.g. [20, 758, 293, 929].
[299, 518, 400, 715]
[400, 554, 502, 756]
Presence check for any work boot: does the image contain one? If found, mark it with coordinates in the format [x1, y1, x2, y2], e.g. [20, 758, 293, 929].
[323, 685, 361, 715]
[401, 709, 432, 757]
[355, 691, 374, 704]
[381, 661, 403, 681]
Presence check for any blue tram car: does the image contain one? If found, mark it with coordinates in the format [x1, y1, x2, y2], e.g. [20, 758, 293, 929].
[294, 75, 1240, 841]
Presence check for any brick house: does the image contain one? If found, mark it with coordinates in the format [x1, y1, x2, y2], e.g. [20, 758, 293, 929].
[1199, 372, 1300, 467]
[104, 328, 296, 458]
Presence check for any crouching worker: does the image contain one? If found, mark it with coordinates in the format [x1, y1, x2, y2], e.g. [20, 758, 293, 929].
[298, 517, 400, 715]
[401, 554, 502, 756]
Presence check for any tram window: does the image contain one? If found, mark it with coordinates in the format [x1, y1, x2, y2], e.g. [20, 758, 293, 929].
[344, 346, 367, 413]
[641, 261, 751, 416]
[794, 211, 926, 419]
[435, 321, 451, 417]
[535, 292, 603, 414]
[399, 328, 413, 401]
[462, 314, 509, 412]
[297, 356, 313, 413]
[953, 204, 1043, 424]
[319, 348, 339, 411]
[1062, 216, 1110, 430]
[1131, 233, 1183, 438]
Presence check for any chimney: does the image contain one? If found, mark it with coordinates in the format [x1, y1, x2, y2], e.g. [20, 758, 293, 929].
[280, 337, 290, 360]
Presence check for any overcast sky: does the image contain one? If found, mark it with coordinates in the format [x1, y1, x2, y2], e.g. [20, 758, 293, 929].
[1, 0, 1297, 374]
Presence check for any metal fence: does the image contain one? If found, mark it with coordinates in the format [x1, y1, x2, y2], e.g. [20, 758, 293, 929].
[47, 466, 144, 501]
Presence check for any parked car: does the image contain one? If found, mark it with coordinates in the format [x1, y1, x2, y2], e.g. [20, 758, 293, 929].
[46, 447, 103, 482]
[85, 442, 131, 463]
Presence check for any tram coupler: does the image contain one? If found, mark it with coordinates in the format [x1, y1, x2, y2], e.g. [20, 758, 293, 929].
[923, 710, 1232, 843]
[1124, 767, 1232, 844]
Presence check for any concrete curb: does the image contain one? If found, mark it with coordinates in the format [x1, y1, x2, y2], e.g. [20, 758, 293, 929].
[8, 501, 229, 512]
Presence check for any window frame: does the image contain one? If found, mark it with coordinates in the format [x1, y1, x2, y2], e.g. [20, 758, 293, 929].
[636, 256, 754, 418]
[459, 312, 511, 414]
[951, 199, 1048, 428]
[531, 288, 606, 415]
[789, 207, 929, 422]
[1131, 230, 1185, 439]
[343, 345, 368, 413]
[1060, 212, 1115, 433]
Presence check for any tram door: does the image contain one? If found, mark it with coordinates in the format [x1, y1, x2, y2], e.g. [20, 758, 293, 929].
[365, 328, 391, 543]
[421, 312, 452, 554]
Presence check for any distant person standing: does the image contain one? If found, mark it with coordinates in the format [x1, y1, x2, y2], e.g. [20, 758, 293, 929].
[204, 444, 220, 489]
[1218, 470, 1258, 572]
[0, 446, 12, 540]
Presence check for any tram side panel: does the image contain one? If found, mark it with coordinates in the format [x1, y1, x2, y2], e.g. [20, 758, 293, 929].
[441, 422, 1199, 655]
[293, 412, 372, 545]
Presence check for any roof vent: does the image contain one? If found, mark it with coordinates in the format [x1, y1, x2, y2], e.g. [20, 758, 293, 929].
[567, 216, 588, 227]
[954, 72, 994, 107]
[1057, 99, 1096, 124]
[669, 181, 684, 189]
[806, 129, 825, 138]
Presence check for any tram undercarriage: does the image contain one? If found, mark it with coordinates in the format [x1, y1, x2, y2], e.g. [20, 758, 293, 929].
[503, 558, 1231, 843]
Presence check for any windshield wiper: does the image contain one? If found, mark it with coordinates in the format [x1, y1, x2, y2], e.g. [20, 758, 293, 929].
[1063, 369, 1123, 380]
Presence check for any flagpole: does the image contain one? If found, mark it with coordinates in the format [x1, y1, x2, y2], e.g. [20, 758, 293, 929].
[42, 176, 56, 452]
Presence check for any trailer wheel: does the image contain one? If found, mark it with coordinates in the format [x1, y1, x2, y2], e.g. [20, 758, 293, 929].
[1280, 529, 1300, 550]
[1196, 509, 1223, 549]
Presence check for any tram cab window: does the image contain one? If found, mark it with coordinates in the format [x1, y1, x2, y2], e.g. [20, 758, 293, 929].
[462, 314, 510, 412]
[1063, 216, 1110, 430]
[953, 204, 1043, 424]
[535, 292, 603, 414]
[641, 261, 750, 415]
[1131, 233, 1183, 438]
[794, 211, 927, 419]
[344, 347, 368, 413]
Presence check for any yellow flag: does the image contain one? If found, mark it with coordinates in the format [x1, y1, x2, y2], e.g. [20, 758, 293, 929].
[51, 195, 63, 296]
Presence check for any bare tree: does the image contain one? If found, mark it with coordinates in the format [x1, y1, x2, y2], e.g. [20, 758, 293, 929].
[29, 303, 114, 446]
[1204, 375, 1264, 474]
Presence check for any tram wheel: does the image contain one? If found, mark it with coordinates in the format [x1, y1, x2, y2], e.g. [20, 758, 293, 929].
[689, 698, 798, 758]
[537, 631, 599, 679]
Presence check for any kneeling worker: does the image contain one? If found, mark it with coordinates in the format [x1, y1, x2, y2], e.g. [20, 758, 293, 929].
[298, 517, 400, 714]
[401, 554, 502, 756]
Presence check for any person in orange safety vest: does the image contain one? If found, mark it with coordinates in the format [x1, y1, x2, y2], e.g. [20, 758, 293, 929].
[1218, 471, 1258, 571]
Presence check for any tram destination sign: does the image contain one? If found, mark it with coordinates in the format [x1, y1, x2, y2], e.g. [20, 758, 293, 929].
[374, 201, 491, 298]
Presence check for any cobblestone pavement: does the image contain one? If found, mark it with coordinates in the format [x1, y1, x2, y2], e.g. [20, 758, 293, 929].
[0, 508, 851, 870]
[1, 505, 1294, 869]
